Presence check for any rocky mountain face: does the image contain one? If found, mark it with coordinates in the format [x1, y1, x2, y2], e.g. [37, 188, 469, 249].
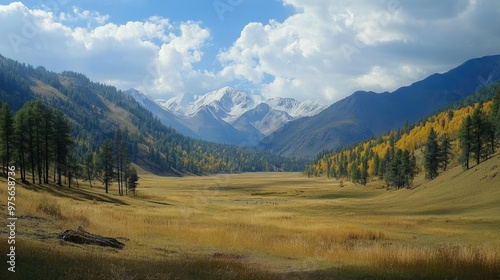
[147, 86, 326, 146]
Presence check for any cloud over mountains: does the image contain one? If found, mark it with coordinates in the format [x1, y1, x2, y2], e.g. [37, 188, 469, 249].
[1, 1, 499, 103]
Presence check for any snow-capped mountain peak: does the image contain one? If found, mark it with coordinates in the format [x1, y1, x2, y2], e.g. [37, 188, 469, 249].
[187, 86, 264, 121]
[153, 87, 327, 145]
[125, 88, 150, 107]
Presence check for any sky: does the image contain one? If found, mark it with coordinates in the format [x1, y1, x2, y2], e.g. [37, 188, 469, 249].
[0, 0, 499, 104]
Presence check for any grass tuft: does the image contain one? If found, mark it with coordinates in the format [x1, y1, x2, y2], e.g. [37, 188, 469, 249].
[36, 195, 63, 219]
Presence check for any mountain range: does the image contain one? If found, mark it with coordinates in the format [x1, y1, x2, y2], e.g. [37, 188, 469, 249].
[257, 54, 500, 158]
[127, 86, 326, 146]
[4, 52, 500, 164]
[0, 53, 307, 174]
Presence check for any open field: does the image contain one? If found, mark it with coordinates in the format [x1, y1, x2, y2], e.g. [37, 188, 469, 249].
[1, 154, 500, 279]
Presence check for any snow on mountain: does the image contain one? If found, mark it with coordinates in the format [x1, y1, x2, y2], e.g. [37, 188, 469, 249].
[291, 99, 327, 117]
[189, 86, 264, 122]
[125, 88, 149, 108]
[263, 97, 326, 118]
[158, 87, 325, 123]
[124, 89, 199, 139]
[152, 86, 326, 145]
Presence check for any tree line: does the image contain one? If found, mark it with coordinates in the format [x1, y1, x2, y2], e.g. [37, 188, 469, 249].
[89, 128, 139, 195]
[306, 88, 500, 188]
[0, 55, 309, 176]
[0, 100, 72, 185]
[0, 100, 139, 195]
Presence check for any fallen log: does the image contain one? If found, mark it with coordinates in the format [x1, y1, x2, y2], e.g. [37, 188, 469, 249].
[58, 226, 125, 249]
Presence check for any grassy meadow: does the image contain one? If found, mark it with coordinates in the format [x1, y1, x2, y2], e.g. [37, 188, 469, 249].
[1, 154, 500, 279]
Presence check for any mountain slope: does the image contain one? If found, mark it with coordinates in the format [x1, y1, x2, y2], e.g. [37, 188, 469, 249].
[258, 54, 500, 158]
[0, 53, 308, 174]
[306, 85, 500, 191]
[124, 89, 198, 139]
[156, 87, 326, 146]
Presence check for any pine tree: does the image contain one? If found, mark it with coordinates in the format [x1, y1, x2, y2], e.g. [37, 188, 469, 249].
[0, 103, 14, 175]
[83, 153, 96, 188]
[458, 116, 472, 170]
[439, 134, 452, 171]
[99, 139, 114, 194]
[351, 161, 361, 184]
[482, 117, 495, 159]
[360, 157, 368, 186]
[114, 128, 124, 195]
[41, 105, 54, 184]
[470, 106, 484, 165]
[423, 128, 439, 180]
[492, 89, 500, 139]
[13, 108, 28, 182]
[387, 149, 403, 189]
[126, 166, 139, 195]
[53, 110, 73, 186]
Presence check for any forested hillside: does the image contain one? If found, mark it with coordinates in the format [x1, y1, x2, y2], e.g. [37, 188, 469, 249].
[306, 86, 500, 189]
[259, 55, 500, 158]
[0, 54, 307, 176]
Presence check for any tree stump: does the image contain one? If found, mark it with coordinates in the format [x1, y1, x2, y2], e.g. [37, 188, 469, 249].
[58, 226, 125, 249]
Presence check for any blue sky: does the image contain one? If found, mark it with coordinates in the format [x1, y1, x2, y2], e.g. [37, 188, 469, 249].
[1, 1, 500, 103]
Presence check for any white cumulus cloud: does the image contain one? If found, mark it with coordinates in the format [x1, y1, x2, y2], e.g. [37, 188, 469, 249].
[218, 0, 500, 102]
[1, 1, 500, 103]
[0, 2, 217, 98]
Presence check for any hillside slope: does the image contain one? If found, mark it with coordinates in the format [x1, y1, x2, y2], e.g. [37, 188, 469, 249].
[0, 153, 498, 279]
[258, 54, 500, 158]
[0, 54, 308, 174]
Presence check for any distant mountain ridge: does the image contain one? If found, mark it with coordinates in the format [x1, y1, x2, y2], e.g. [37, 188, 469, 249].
[149, 86, 326, 146]
[257, 54, 500, 158]
[0, 53, 308, 174]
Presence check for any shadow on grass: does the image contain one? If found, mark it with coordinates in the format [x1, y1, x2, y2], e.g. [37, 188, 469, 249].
[315, 192, 376, 200]
[2, 238, 499, 280]
[22, 182, 129, 206]
[4, 240, 277, 280]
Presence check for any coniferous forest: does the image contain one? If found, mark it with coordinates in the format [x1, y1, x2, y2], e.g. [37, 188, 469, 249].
[306, 85, 500, 189]
[0, 54, 308, 193]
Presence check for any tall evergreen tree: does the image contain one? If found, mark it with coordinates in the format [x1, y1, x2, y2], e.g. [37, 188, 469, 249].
[458, 116, 472, 170]
[470, 106, 484, 165]
[387, 149, 403, 189]
[360, 157, 368, 186]
[351, 160, 361, 183]
[113, 128, 130, 196]
[0, 103, 14, 175]
[482, 116, 495, 158]
[41, 104, 54, 184]
[99, 139, 114, 194]
[13, 108, 28, 182]
[423, 128, 439, 180]
[373, 153, 380, 178]
[114, 128, 124, 195]
[439, 134, 452, 171]
[126, 166, 139, 195]
[492, 89, 500, 139]
[83, 152, 96, 188]
[53, 110, 73, 186]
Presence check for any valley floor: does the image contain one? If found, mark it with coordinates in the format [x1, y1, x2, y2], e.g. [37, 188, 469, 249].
[1, 154, 500, 279]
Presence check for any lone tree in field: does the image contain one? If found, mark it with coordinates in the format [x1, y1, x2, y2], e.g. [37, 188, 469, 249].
[423, 128, 439, 180]
[126, 166, 139, 195]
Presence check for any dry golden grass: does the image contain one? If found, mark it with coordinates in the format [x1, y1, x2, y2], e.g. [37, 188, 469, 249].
[1, 154, 499, 279]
